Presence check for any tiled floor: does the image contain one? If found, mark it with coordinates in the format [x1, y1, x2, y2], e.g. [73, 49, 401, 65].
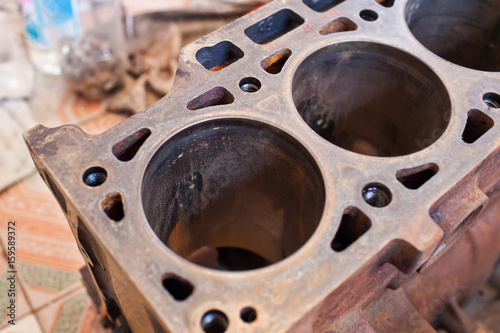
[0, 81, 127, 332]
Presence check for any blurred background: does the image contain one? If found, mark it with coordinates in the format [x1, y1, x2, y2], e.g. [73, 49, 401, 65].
[0, 0, 267, 331]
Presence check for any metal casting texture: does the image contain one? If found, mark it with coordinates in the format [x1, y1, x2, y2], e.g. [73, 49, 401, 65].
[23, 0, 500, 332]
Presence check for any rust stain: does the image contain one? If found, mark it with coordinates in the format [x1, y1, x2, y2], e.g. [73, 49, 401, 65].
[319, 18, 358, 35]
[186, 87, 235, 110]
[112, 128, 152, 162]
[261, 48, 293, 74]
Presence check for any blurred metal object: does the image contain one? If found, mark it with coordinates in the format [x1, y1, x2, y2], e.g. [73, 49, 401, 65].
[24, 0, 500, 332]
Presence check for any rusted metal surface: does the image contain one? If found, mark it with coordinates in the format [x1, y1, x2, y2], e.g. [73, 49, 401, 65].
[186, 87, 235, 110]
[260, 48, 292, 74]
[23, 0, 500, 332]
[318, 17, 357, 35]
[112, 128, 152, 162]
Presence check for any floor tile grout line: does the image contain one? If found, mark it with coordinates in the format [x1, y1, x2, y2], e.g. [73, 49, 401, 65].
[16, 271, 45, 332]
[47, 302, 64, 333]
[0, 222, 87, 332]
[32, 283, 87, 313]
[33, 284, 88, 333]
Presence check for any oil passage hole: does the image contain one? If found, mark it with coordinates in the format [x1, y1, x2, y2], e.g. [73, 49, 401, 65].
[483, 93, 500, 109]
[187, 87, 234, 110]
[240, 307, 257, 323]
[362, 183, 392, 208]
[112, 128, 151, 162]
[142, 119, 325, 271]
[360, 10, 378, 22]
[303, 0, 346, 12]
[293, 42, 451, 157]
[83, 167, 107, 187]
[319, 17, 357, 35]
[101, 192, 124, 222]
[462, 109, 494, 144]
[331, 207, 371, 252]
[162, 275, 194, 301]
[261, 49, 292, 74]
[196, 41, 244, 71]
[376, 0, 394, 8]
[245, 9, 304, 45]
[396, 163, 438, 190]
[201, 310, 229, 333]
[406, 0, 500, 71]
[239, 77, 261, 93]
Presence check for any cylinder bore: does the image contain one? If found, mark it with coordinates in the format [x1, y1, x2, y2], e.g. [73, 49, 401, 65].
[142, 119, 325, 271]
[406, 0, 500, 72]
[292, 42, 451, 157]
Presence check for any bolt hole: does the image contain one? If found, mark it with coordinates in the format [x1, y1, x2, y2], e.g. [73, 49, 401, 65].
[483, 93, 500, 109]
[240, 307, 257, 323]
[362, 183, 392, 208]
[360, 9, 379, 21]
[83, 167, 107, 187]
[239, 77, 261, 93]
[201, 310, 228, 333]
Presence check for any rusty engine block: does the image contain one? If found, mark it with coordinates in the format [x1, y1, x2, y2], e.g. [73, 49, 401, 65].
[24, 0, 500, 332]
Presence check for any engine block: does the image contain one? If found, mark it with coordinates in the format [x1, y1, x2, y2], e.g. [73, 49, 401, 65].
[25, 0, 500, 332]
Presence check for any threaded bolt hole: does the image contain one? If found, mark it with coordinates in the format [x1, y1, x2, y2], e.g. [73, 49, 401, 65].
[362, 183, 392, 208]
[83, 167, 108, 187]
[239, 77, 261, 93]
[483, 93, 500, 109]
[240, 307, 257, 323]
[201, 310, 229, 333]
[360, 9, 379, 22]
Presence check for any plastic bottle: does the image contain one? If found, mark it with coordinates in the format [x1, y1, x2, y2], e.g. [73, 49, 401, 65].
[18, 0, 78, 75]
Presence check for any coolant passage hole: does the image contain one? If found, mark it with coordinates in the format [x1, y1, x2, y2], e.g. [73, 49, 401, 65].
[292, 42, 451, 157]
[142, 119, 325, 271]
[406, 0, 500, 71]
